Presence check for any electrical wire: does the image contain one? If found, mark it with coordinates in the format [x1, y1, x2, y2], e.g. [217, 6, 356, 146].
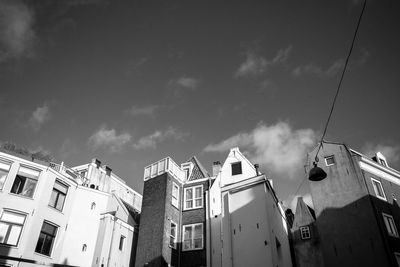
[314, 0, 367, 162]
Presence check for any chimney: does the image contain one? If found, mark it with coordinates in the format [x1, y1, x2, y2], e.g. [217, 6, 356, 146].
[212, 161, 222, 176]
[104, 165, 112, 176]
[254, 164, 260, 175]
[92, 158, 101, 168]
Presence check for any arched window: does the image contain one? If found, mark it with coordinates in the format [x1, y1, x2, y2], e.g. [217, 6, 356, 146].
[91, 202, 96, 210]
[82, 244, 87, 251]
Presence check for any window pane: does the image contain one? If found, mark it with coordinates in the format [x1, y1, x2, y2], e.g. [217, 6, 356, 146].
[231, 162, 242, 175]
[54, 181, 68, 194]
[18, 167, 40, 179]
[0, 169, 9, 190]
[55, 194, 65, 211]
[184, 227, 192, 240]
[0, 223, 8, 243]
[22, 178, 37, 198]
[7, 225, 22, 246]
[186, 200, 193, 209]
[42, 223, 57, 236]
[42, 235, 54, 255]
[184, 240, 191, 250]
[49, 190, 58, 208]
[11, 175, 25, 194]
[195, 199, 202, 207]
[194, 224, 202, 238]
[35, 233, 45, 253]
[194, 238, 202, 249]
[186, 188, 193, 200]
[171, 223, 176, 237]
[195, 187, 202, 198]
[1, 211, 25, 224]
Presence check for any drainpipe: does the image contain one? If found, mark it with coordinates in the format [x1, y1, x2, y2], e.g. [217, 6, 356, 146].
[178, 185, 182, 267]
[107, 215, 117, 267]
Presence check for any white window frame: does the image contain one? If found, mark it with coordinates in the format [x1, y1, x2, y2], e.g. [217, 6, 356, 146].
[169, 221, 177, 249]
[0, 209, 27, 246]
[371, 178, 387, 201]
[49, 180, 68, 212]
[324, 155, 336, 166]
[182, 223, 203, 251]
[10, 166, 41, 198]
[0, 160, 12, 191]
[231, 162, 242, 176]
[184, 185, 203, 210]
[172, 182, 179, 208]
[383, 213, 399, 238]
[35, 221, 58, 256]
[119, 235, 126, 251]
[300, 226, 311, 240]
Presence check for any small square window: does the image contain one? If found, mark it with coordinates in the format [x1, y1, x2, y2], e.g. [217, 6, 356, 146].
[231, 162, 242, 176]
[300, 226, 311, 240]
[325, 156, 335, 166]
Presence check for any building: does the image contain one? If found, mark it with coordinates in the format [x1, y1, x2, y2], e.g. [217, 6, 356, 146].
[135, 156, 210, 267]
[209, 147, 292, 267]
[304, 141, 400, 267]
[135, 147, 293, 267]
[0, 149, 141, 267]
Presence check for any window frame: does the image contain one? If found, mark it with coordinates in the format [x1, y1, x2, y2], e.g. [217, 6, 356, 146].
[171, 182, 180, 208]
[300, 226, 311, 240]
[169, 221, 177, 249]
[119, 235, 126, 251]
[182, 223, 203, 251]
[0, 209, 27, 246]
[184, 185, 203, 210]
[10, 166, 41, 199]
[231, 162, 242, 176]
[371, 178, 387, 201]
[0, 160, 12, 191]
[324, 155, 336, 166]
[383, 213, 399, 238]
[35, 221, 58, 257]
[48, 180, 68, 212]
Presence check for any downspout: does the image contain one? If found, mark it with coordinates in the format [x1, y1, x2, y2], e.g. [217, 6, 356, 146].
[178, 185, 182, 267]
[206, 188, 211, 267]
[207, 176, 213, 267]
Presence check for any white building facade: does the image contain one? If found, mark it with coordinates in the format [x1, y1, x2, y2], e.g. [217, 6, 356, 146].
[0, 150, 141, 267]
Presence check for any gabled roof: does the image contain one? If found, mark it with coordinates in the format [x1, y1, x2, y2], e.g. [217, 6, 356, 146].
[292, 196, 316, 229]
[186, 156, 210, 181]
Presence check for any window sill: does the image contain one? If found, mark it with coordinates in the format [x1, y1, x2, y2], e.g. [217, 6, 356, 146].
[47, 205, 64, 214]
[182, 247, 204, 252]
[8, 192, 34, 200]
[34, 252, 53, 259]
[183, 206, 203, 211]
[375, 195, 387, 202]
[0, 243, 19, 248]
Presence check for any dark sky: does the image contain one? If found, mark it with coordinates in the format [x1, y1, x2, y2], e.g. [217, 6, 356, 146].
[1, 0, 399, 208]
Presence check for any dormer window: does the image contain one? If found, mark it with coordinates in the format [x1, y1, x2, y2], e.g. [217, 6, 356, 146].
[376, 152, 388, 167]
[231, 162, 242, 176]
[181, 162, 193, 180]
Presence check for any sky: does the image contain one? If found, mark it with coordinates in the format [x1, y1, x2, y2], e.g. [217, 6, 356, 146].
[1, 0, 400, 209]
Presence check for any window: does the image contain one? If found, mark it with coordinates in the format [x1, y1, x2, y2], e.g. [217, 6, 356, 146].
[183, 223, 203, 251]
[35, 221, 58, 256]
[184, 185, 203, 210]
[49, 180, 68, 211]
[0, 161, 11, 190]
[300, 226, 311, 239]
[119, 235, 125, 251]
[231, 162, 242, 176]
[383, 213, 399, 237]
[379, 158, 387, 167]
[371, 178, 386, 201]
[82, 244, 87, 252]
[169, 221, 177, 249]
[325, 155, 336, 166]
[0, 210, 26, 246]
[10, 166, 40, 198]
[172, 182, 179, 208]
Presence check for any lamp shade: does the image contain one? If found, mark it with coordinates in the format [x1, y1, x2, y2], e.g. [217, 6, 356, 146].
[308, 164, 327, 181]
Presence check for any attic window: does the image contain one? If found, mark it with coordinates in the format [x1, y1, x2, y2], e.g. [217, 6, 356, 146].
[231, 162, 242, 176]
[300, 226, 311, 240]
[379, 158, 387, 167]
[325, 155, 335, 166]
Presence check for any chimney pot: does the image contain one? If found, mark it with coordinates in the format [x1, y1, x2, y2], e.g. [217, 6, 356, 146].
[212, 161, 222, 176]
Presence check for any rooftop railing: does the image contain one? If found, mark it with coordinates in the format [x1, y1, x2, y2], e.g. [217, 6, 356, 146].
[144, 157, 185, 182]
[49, 162, 89, 185]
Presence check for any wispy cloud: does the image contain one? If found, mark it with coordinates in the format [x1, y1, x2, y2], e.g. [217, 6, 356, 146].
[133, 127, 189, 150]
[361, 143, 400, 166]
[88, 126, 131, 153]
[235, 45, 292, 78]
[167, 76, 199, 97]
[204, 121, 316, 178]
[0, 0, 36, 63]
[293, 49, 370, 78]
[29, 103, 51, 131]
[125, 104, 160, 117]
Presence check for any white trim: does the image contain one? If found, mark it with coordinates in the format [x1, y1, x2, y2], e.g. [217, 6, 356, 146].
[182, 223, 203, 251]
[172, 182, 179, 208]
[169, 220, 178, 249]
[383, 213, 399, 238]
[324, 155, 335, 166]
[185, 177, 209, 184]
[359, 161, 400, 187]
[184, 185, 203, 210]
[370, 178, 387, 201]
[300, 226, 311, 240]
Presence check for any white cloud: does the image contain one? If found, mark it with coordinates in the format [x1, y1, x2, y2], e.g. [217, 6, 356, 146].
[0, 0, 36, 62]
[293, 49, 369, 78]
[125, 104, 159, 117]
[235, 45, 292, 78]
[361, 143, 400, 166]
[29, 104, 51, 131]
[167, 76, 199, 98]
[133, 127, 188, 150]
[283, 193, 314, 212]
[175, 76, 199, 90]
[88, 127, 131, 153]
[204, 121, 316, 178]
